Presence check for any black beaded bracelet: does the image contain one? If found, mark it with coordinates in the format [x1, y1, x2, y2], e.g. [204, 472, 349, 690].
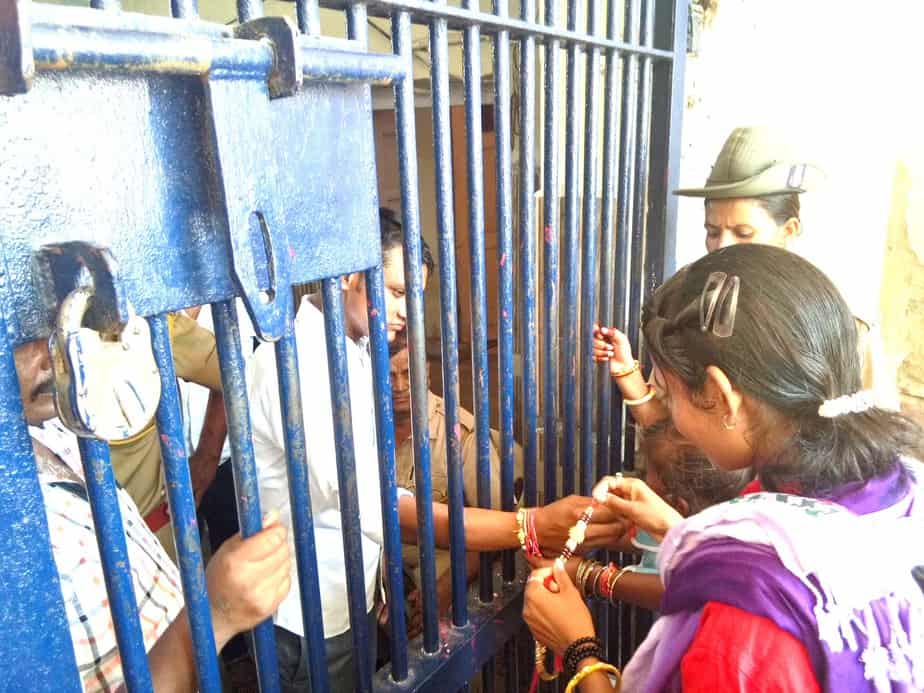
[563, 637, 604, 679]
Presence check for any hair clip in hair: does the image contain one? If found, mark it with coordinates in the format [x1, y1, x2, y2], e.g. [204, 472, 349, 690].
[699, 271, 740, 338]
[818, 391, 875, 418]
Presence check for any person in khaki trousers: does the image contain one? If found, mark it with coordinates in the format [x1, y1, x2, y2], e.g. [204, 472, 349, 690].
[108, 311, 226, 561]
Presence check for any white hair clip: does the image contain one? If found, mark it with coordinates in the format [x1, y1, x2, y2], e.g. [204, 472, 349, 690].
[818, 391, 876, 418]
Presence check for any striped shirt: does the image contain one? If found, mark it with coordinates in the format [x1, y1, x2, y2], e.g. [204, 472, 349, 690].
[33, 421, 183, 692]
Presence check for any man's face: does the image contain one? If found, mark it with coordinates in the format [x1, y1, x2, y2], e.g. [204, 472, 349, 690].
[382, 247, 429, 344]
[14, 339, 56, 426]
[389, 347, 412, 416]
[341, 246, 430, 344]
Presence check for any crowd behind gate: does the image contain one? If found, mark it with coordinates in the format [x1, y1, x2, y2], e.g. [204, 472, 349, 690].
[14, 126, 924, 692]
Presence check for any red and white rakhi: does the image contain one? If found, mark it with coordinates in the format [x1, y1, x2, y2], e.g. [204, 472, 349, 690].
[531, 498, 600, 687]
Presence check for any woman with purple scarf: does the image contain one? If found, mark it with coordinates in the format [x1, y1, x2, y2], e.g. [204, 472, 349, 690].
[524, 244, 924, 692]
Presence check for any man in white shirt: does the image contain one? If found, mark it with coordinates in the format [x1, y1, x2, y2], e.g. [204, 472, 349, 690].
[248, 210, 433, 693]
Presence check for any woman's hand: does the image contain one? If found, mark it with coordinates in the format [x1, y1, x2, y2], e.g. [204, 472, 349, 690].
[532, 496, 630, 554]
[526, 554, 583, 584]
[592, 476, 683, 542]
[206, 510, 292, 648]
[523, 561, 596, 656]
[592, 324, 636, 377]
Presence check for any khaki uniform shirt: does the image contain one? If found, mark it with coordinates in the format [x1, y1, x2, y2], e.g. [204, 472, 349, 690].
[396, 393, 523, 585]
[108, 313, 222, 560]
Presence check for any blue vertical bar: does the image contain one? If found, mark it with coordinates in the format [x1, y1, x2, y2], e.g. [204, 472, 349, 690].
[428, 0, 469, 626]
[211, 300, 281, 693]
[319, 279, 373, 692]
[627, 0, 654, 362]
[148, 315, 222, 693]
[461, 0, 494, 605]
[541, 0, 560, 504]
[517, 0, 538, 508]
[597, 0, 622, 661]
[365, 265, 410, 681]
[236, 0, 262, 25]
[0, 311, 80, 690]
[492, 0, 516, 583]
[579, 0, 601, 497]
[611, 0, 639, 474]
[77, 438, 154, 693]
[90, 0, 121, 11]
[272, 325, 330, 692]
[645, 0, 688, 285]
[350, 3, 410, 681]
[295, 0, 321, 34]
[596, 0, 619, 487]
[623, 0, 653, 482]
[560, 0, 583, 498]
[391, 10, 440, 650]
[170, 0, 198, 19]
[428, 0, 468, 627]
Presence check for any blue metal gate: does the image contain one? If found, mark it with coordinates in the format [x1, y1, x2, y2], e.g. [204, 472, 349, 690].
[0, 0, 687, 687]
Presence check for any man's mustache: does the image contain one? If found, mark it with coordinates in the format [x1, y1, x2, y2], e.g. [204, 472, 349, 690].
[31, 376, 54, 401]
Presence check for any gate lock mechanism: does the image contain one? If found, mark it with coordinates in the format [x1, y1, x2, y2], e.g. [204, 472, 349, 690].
[50, 287, 161, 441]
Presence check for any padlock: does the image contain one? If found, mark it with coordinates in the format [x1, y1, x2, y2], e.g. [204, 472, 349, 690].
[50, 287, 162, 440]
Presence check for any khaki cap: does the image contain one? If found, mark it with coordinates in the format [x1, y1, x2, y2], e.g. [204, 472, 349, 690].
[674, 126, 824, 199]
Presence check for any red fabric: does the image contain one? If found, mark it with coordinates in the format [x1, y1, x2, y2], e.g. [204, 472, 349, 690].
[740, 479, 763, 496]
[680, 602, 819, 693]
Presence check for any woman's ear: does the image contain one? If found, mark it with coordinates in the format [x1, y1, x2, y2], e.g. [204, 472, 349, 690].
[703, 365, 744, 428]
[782, 216, 802, 243]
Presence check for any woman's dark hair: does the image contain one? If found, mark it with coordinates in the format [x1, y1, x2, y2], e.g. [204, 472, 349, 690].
[379, 207, 435, 276]
[639, 421, 753, 515]
[705, 192, 800, 226]
[642, 244, 922, 495]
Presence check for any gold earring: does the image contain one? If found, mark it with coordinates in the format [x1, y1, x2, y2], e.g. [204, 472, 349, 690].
[722, 415, 737, 430]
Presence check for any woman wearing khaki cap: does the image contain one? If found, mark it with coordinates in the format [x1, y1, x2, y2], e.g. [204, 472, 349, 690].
[674, 125, 823, 252]
[593, 125, 894, 425]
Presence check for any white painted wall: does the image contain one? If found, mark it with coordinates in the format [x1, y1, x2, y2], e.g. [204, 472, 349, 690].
[675, 0, 924, 325]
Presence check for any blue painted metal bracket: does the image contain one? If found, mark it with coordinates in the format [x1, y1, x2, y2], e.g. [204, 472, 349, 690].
[0, 0, 33, 94]
[204, 16, 302, 342]
[235, 16, 302, 98]
[203, 72, 294, 342]
[0, 3, 395, 347]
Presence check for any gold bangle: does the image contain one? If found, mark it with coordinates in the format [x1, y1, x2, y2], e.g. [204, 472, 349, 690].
[623, 385, 656, 407]
[611, 359, 640, 379]
[535, 644, 559, 681]
[565, 661, 622, 693]
[607, 567, 631, 605]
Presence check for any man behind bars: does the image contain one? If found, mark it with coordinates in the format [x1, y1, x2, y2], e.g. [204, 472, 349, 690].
[248, 209, 434, 692]
[389, 343, 526, 637]
[15, 337, 290, 692]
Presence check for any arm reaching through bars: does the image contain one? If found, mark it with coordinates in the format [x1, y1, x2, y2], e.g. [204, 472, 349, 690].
[396, 493, 629, 553]
[141, 512, 291, 693]
[592, 323, 669, 427]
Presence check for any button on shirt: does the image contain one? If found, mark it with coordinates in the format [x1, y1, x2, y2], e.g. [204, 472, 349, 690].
[248, 297, 383, 639]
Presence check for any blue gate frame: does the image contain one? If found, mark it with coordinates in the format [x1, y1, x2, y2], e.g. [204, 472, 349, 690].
[0, 0, 688, 688]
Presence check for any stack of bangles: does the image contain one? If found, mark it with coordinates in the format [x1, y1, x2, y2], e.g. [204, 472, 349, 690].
[575, 559, 633, 606]
[516, 508, 542, 559]
[611, 360, 656, 406]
